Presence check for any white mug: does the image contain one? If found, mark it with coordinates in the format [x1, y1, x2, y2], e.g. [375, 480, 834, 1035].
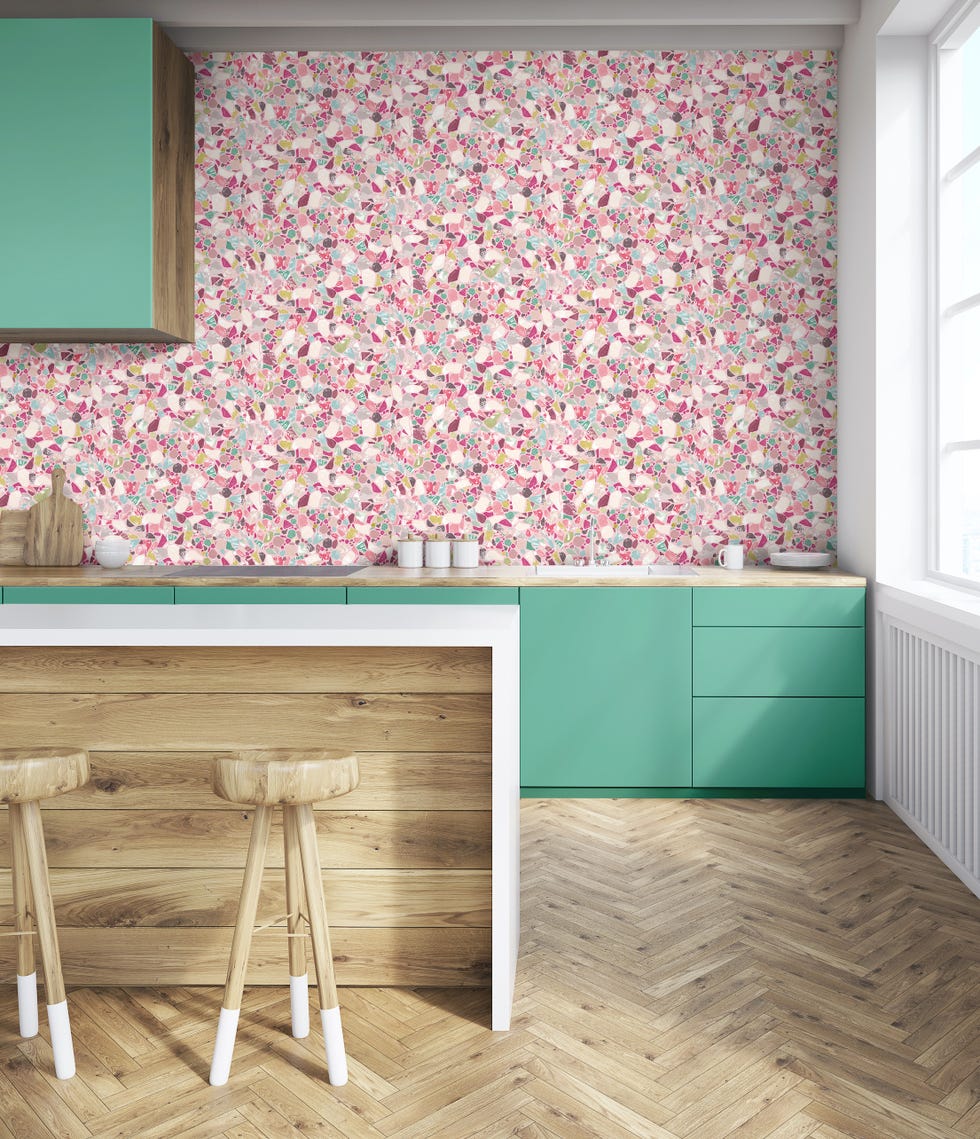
[718, 543, 744, 570]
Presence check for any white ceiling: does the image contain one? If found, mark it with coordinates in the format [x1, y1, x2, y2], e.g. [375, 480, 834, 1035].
[0, 0, 859, 49]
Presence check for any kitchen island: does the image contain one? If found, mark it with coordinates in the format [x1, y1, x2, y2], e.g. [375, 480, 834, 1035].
[0, 594, 519, 1029]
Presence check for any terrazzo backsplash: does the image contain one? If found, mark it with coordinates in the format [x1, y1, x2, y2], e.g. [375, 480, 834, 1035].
[0, 49, 837, 565]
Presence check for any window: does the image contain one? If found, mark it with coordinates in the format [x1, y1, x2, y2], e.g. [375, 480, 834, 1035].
[934, 2, 980, 587]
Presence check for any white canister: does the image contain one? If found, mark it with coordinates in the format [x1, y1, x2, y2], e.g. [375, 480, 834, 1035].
[424, 537, 451, 568]
[452, 538, 480, 568]
[396, 538, 424, 568]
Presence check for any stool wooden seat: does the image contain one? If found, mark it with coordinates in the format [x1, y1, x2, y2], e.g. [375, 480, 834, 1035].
[1, 746, 89, 1080]
[209, 749, 359, 1088]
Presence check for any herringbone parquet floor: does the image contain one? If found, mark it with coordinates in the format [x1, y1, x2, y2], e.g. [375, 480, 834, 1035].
[2, 798, 980, 1138]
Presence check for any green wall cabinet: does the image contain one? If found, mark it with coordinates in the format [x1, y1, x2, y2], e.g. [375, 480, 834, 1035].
[0, 20, 194, 343]
[520, 587, 693, 789]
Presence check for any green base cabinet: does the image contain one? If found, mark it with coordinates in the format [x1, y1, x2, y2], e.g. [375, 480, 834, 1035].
[174, 587, 346, 605]
[693, 697, 866, 788]
[347, 587, 519, 605]
[520, 587, 693, 788]
[692, 586, 866, 792]
[2, 587, 175, 604]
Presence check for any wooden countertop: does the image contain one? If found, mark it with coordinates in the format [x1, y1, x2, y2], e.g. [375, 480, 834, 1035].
[0, 565, 867, 588]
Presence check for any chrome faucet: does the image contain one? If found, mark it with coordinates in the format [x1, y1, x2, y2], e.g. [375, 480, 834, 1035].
[587, 515, 597, 566]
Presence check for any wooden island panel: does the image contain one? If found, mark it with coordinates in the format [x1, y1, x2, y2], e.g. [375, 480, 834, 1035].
[0, 646, 492, 988]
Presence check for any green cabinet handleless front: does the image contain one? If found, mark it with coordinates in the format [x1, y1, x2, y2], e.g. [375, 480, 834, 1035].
[3, 587, 175, 605]
[347, 587, 519, 605]
[174, 587, 346, 605]
[521, 587, 692, 788]
[693, 698, 865, 788]
[0, 19, 193, 343]
[694, 627, 866, 697]
[693, 587, 865, 627]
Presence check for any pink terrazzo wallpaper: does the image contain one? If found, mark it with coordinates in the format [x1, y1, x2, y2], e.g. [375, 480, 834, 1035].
[0, 49, 837, 565]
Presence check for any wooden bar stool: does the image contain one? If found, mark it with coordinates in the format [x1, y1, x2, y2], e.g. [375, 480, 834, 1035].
[1, 747, 90, 1080]
[209, 749, 359, 1088]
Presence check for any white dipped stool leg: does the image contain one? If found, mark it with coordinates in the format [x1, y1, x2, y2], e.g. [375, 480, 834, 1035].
[295, 803, 349, 1085]
[20, 802, 76, 1079]
[17, 972, 39, 1039]
[9, 804, 39, 1039]
[283, 809, 310, 1039]
[47, 1000, 76, 1080]
[321, 1006, 349, 1086]
[209, 805, 273, 1087]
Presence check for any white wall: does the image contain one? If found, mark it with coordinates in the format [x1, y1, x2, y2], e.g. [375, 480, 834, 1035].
[837, 0, 900, 794]
[837, 0, 901, 582]
[876, 35, 929, 584]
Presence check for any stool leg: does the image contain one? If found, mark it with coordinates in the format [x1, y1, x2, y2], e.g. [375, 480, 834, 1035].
[8, 804, 38, 1039]
[294, 803, 348, 1086]
[283, 807, 309, 1039]
[19, 801, 74, 1079]
[210, 804, 273, 1087]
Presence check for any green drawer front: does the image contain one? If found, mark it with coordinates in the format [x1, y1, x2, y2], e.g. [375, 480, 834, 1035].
[693, 627, 865, 697]
[347, 587, 519, 605]
[175, 587, 346, 605]
[3, 587, 175, 605]
[693, 697, 866, 788]
[693, 587, 865, 627]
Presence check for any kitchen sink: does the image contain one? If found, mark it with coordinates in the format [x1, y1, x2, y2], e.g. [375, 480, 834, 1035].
[535, 564, 697, 577]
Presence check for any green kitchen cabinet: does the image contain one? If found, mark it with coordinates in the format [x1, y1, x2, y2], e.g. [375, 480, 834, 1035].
[693, 587, 865, 627]
[2, 587, 175, 604]
[692, 586, 866, 792]
[0, 20, 194, 343]
[520, 587, 693, 789]
[174, 587, 347, 605]
[693, 698, 866, 788]
[347, 587, 519, 604]
[693, 627, 866, 697]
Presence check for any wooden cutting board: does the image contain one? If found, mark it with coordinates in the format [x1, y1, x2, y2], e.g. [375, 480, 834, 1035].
[0, 508, 28, 564]
[24, 468, 84, 566]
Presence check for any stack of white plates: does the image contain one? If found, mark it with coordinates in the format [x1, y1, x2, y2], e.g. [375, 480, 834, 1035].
[770, 550, 834, 568]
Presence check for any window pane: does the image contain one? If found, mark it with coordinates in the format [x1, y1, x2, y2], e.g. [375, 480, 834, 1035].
[940, 309, 980, 440]
[939, 449, 980, 583]
[960, 29, 980, 158]
[942, 25, 980, 167]
[943, 159, 980, 301]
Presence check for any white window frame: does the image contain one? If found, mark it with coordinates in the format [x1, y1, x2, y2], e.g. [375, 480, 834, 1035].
[929, 0, 980, 593]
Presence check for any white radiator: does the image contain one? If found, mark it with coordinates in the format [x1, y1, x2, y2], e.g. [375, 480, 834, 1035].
[879, 588, 980, 898]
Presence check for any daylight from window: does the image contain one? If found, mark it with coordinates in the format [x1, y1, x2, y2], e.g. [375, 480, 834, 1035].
[937, 12, 980, 585]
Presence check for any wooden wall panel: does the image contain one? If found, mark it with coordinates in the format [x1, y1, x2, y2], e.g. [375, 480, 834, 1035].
[0, 869, 491, 928]
[0, 810, 490, 870]
[0, 927, 491, 987]
[0, 692, 490, 752]
[0, 646, 493, 988]
[0, 646, 491, 694]
[38, 751, 491, 811]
